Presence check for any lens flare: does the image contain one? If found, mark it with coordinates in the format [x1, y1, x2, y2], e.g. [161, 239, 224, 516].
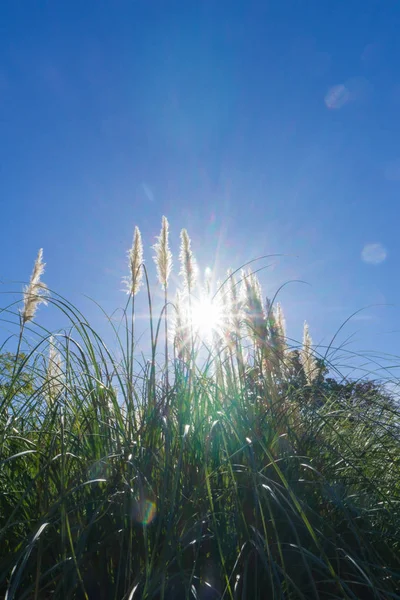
[191, 296, 223, 340]
[134, 499, 156, 525]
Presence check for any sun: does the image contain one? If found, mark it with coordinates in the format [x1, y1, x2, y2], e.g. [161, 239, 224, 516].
[191, 296, 223, 341]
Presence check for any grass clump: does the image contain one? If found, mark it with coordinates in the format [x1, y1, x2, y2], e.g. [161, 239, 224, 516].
[0, 218, 399, 599]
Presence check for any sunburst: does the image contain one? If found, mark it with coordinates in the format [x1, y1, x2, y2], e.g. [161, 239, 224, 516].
[191, 296, 223, 341]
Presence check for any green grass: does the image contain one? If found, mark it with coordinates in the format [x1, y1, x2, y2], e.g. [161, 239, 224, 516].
[1, 238, 400, 599]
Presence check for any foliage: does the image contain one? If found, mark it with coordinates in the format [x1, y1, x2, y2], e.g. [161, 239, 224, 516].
[0, 221, 399, 599]
[0, 352, 35, 398]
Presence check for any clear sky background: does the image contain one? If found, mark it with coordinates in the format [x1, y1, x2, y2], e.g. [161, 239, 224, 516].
[1, 1, 400, 371]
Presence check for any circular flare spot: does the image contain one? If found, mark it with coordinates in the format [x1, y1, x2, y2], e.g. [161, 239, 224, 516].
[325, 84, 350, 109]
[135, 499, 156, 525]
[361, 243, 387, 265]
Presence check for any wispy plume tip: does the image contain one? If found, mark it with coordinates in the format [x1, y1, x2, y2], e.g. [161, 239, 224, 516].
[179, 229, 198, 292]
[153, 216, 173, 289]
[124, 226, 144, 296]
[21, 248, 48, 324]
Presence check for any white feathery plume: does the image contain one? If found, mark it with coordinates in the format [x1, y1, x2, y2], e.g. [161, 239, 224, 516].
[274, 302, 288, 365]
[179, 229, 198, 292]
[21, 248, 48, 324]
[249, 270, 264, 311]
[301, 321, 318, 384]
[124, 226, 144, 295]
[227, 269, 242, 334]
[241, 269, 264, 312]
[153, 216, 172, 289]
[47, 336, 63, 403]
[242, 269, 266, 341]
[275, 302, 286, 343]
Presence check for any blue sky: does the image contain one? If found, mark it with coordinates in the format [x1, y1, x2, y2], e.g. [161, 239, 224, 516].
[1, 1, 400, 370]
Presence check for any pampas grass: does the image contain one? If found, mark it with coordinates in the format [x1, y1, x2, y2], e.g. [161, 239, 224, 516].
[125, 225, 144, 296]
[153, 216, 173, 386]
[301, 320, 318, 384]
[275, 302, 286, 345]
[1, 219, 399, 600]
[179, 228, 198, 293]
[153, 216, 172, 290]
[21, 248, 48, 324]
[46, 336, 63, 404]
